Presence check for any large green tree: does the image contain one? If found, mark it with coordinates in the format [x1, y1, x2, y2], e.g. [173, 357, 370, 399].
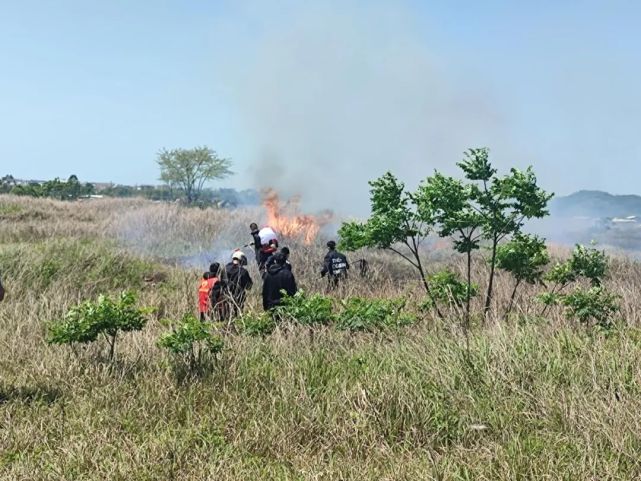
[157, 146, 232, 203]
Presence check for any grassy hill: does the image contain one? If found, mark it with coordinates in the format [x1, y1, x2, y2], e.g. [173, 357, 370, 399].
[2, 195, 641, 480]
[551, 190, 641, 218]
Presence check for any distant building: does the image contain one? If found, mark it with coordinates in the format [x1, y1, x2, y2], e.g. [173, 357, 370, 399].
[611, 216, 638, 224]
[14, 178, 46, 186]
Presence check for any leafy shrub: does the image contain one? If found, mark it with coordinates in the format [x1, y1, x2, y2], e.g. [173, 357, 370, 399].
[235, 312, 277, 337]
[569, 244, 608, 286]
[536, 292, 561, 307]
[561, 287, 620, 328]
[276, 290, 334, 326]
[497, 234, 549, 284]
[544, 244, 607, 289]
[538, 243, 609, 317]
[544, 260, 577, 288]
[336, 298, 416, 332]
[422, 270, 478, 309]
[47, 291, 149, 360]
[496, 234, 549, 316]
[158, 314, 224, 371]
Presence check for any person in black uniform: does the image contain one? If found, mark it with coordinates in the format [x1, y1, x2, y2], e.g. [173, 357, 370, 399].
[265, 246, 292, 273]
[249, 222, 278, 274]
[208, 262, 228, 320]
[262, 253, 297, 311]
[249, 223, 262, 267]
[320, 240, 349, 289]
[225, 250, 253, 315]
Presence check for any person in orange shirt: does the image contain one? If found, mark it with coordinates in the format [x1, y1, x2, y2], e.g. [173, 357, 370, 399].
[198, 271, 216, 321]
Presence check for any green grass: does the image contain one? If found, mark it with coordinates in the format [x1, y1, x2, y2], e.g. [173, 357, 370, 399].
[3, 322, 641, 479]
[0, 202, 23, 217]
[2, 196, 641, 479]
[0, 238, 161, 294]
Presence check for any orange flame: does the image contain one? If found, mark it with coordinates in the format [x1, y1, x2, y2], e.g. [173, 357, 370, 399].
[262, 189, 332, 244]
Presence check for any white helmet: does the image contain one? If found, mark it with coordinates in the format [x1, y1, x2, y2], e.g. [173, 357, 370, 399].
[232, 249, 247, 264]
[258, 226, 278, 245]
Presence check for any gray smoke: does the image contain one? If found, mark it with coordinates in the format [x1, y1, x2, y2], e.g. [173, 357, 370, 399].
[216, 0, 512, 215]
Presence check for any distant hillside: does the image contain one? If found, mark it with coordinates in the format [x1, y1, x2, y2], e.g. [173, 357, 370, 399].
[550, 190, 641, 218]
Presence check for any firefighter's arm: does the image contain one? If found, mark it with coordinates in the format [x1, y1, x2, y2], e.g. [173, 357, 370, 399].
[289, 274, 298, 296]
[261, 277, 269, 304]
[244, 271, 253, 290]
[211, 282, 223, 302]
[320, 255, 330, 277]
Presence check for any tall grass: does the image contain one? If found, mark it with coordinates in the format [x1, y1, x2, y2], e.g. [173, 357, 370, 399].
[1, 195, 641, 480]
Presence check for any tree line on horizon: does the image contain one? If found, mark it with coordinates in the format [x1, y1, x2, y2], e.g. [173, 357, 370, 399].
[0, 145, 259, 206]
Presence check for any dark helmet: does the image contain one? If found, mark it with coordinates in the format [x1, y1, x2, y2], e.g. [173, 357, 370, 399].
[327, 240, 337, 249]
[209, 262, 220, 275]
[281, 246, 290, 257]
[272, 252, 287, 266]
[249, 222, 258, 231]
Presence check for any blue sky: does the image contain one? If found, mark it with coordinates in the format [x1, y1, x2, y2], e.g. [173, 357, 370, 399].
[1, 0, 640, 210]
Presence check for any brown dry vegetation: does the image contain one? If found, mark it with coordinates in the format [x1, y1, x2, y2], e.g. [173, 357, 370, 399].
[2, 195, 641, 480]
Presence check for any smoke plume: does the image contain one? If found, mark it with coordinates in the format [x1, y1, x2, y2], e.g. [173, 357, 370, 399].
[216, 0, 510, 215]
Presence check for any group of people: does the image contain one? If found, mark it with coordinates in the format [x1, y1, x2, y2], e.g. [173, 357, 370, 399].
[197, 223, 350, 321]
[198, 249, 253, 322]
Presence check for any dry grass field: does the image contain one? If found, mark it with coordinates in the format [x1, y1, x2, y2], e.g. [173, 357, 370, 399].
[2, 195, 641, 480]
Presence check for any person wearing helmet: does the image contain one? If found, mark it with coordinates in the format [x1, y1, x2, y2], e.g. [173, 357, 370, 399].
[262, 252, 297, 311]
[320, 240, 349, 288]
[265, 246, 292, 274]
[225, 249, 253, 315]
[249, 223, 279, 273]
[259, 238, 279, 274]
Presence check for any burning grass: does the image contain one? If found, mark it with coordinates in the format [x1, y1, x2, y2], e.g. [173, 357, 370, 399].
[262, 188, 333, 245]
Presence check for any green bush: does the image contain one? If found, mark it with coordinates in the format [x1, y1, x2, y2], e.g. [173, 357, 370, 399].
[496, 234, 549, 285]
[158, 314, 224, 371]
[47, 291, 149, 360]
[276, 290, 334, 326]
[538, 250, 619, 327]
[569, 244, 608, 286]
[536, 291, 561, 307]
[544, 244, 608, 289]
[336, 298, 416, 332]
[421, 270, 478, 309]
[235, 312, 277, 337]
[561, 286, 620, 328]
